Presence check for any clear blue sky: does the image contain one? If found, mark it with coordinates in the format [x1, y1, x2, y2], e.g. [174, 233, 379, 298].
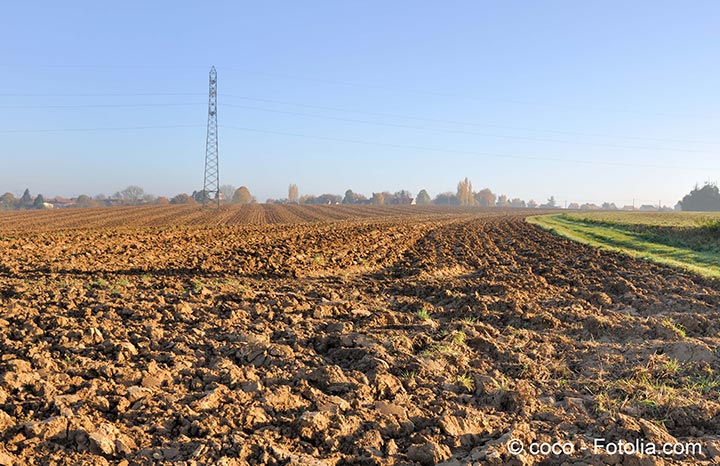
[1, 1, 719, 206]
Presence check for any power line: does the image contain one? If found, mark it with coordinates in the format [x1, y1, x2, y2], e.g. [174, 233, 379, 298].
[219, 124, 720, 171]
[0, 92, 204, 97]
[0, 102, 204, 109]
[0, 124, 204, 133]
[0, 63, 715, 119]
[0, 64, 207, 70]
[2, 120, 711, 170]
[221, 102, 720, 155]
[0, 100, 715, 159]
[220, 67, 720, 120]
[219, 94, 719, 146]
[1, 91, 714, 149]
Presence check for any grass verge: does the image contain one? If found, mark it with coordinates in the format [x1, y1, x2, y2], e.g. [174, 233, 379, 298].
[527, 214, 720, 279]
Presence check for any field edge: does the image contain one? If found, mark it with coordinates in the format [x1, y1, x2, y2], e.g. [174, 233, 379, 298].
[527, 213, 720, 279]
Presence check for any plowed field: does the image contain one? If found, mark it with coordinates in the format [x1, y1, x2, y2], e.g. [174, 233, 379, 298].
[0, 204, 471, 232]
[1, 205, 719, 465]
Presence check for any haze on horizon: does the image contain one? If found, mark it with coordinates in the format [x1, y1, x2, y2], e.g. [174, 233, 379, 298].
[1, 1, 719, 207]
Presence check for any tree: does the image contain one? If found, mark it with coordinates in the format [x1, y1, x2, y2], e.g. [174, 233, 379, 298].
[547, 196, 557, 208]
[433, 192, 458, 205]
[510, 198, 526, 208]
[94, 194, 108, 206]
[155, 196, 170, 205]
[527, 199, 538, 208]
[192, 190, 210, 203]
[475, 188, 495, 207]
[343, 189, 356, 204]
[32, 194, 46, 210]
[601, 202, 618, 210]
[118, 185, 145, 205]
[219, 185, 235, 202]
[416, 189, 431, 205]
[288, 184, 299, 204]
[382, 191, 398, 204]
[75, 194, 96, 208]
[371, 192, 385, 205]
[678, 182, 720, 211]
[233, 186, 253, 204]
[0, 193, 17, 210]
[496, 194, 510, 207]
[18, 189, 33, 210]
[456, 177, 474, 206]
[170, 193, 196, 204]
[316, 193, 342, 204]
[392, 190, 413, 205]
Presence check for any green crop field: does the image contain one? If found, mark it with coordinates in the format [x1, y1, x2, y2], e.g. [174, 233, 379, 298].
[558, 211, 720, 227]
[528, 212, 720, 278]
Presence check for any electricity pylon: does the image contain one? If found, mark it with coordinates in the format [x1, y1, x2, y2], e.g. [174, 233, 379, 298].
[203, 66, 219, 208]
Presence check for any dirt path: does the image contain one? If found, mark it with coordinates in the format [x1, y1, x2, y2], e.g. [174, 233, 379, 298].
[1, 213, 719, 465]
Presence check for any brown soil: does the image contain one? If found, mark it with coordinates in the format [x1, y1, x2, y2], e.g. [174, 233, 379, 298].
[1, 206, 719, 465]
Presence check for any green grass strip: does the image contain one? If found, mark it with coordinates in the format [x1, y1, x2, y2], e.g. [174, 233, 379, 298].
[527, 214, 720, 279]
[560, 211, 720, 228]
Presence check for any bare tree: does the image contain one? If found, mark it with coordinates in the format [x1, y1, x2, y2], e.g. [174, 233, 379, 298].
[219, 184, 235, 202]
[119, 185, 145, 205]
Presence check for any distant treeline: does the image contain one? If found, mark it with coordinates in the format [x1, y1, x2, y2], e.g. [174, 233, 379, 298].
[3, 179, 717, 211]
[0, 185, 256, 211]
[0, 178, 544, 211]
[269, 178, 549, 208]
[677, 182, 720, 212]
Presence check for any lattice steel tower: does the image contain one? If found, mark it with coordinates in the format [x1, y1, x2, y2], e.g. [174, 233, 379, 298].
[202, 66, 220, 208]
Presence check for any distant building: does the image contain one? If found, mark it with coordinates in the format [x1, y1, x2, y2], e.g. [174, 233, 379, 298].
[639, 204, 657, 211]
[48, 196, 75, 208]
[622, 205, 636, 211]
